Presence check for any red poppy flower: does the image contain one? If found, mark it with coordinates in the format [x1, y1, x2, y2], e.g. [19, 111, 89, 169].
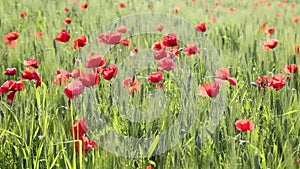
[0, 80, 24, 102]
[199, 82, 220, 97]
[3, 68, 17, 76]
[152, 41, 163, 51]
[63, 17, 72, 24]
[80, 2, 88, 10]
[98, 32, 122, 45]
[148, 72, 163, 83]
[215, 68, 237, 86]
[168, 48, 179, 58]
[20, 11, 27, 18]
[157, 57, 176, 71]
[209, 17, 217, 23]
[121, 39, 130, 46]
[64, 80, 83, 99]
[256, 75, 271, 90]
[75, 136, 98, 155]
[70, 118, 88, 139]
[284, 64, 298, 74]
[155, 24, 164, 32]
[72, 35, 87, 50]
[101, 64, 118, 80]
[263, 39, 279, 51]
[117, 25, 129, 33]
[122, 77, 140, 94]
[293, 17, 300, 23]
[54, 74, 69, 85]
[55, 29, 70, 43]
[172, 7, 179, 14]
[3, 32, 19, 47]
[24, 59, 39, 69]
[0, 80, 17, 94]
[265, 27, 275, 36]
[195, 22, 207, 32]
[295, 45, 300, 54]
[64, 7, 69, 12]
[297, 159, 300, 164]
[22, 70, 42, 87]
[79, 72, 100, 87]
[260, 22, 267, 31]
[214, 1, 221, 6]
[154, 49, 167, 60]
[85, 52, 106, 68]
[69, 68, 81, 78]
[34, 32, 43, 38]
[130, 47, 138, 56]
[269, 73, 286, 90]
[235, 120, 254, 132]
[119, 2, 126, 8]
[228, 7, 236, 12]
[162, 33, 178, 47]
[184, 43, 200, 56]
[146, 165, 155, 169]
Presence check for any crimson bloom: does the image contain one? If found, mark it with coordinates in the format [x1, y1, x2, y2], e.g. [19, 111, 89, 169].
[70, 118, 88, 139]
[79, 72, 100, 87]
[101, 64, 118, 80]
[55, 29, 70, 42]
[119, 2, 126, 8]
[20, 11, 27, 18]
[195, 22, 207, 32]
[122, 77, 140, 94]
[85, 52, 106, 68]
[98, 32, 122, 45]
[235, 120, 254, 132]
[34, 32, 43, 38]
[284, 64, 298, 74]
[146, 165, 155, 169]
[0, 80, 24, 102]
[215, 68, 237, 86]
[75, 136, 98, 155]
[80, 2, 88, 10]
[3, 32, 19, 47]
[157, 57, 176, 71]
[269, 73, 286, 90]
[184, 43, 201, 56]
[54, 74, 69, 85]
[69, 68, 81, 78]
[72, 35, 87, 50]
[117, 25, 129, 33]
[199, 82, 220, 97]
[4, 68, 17, 76]
[148, 72, 163, 83]
[154, 49, 167, 60]
[155, 24, 164, 32]
[64, 80, 83, 99]
[256, 75, 271, 90]
[260, 22, 267, 31]
[152, 41, 163, 51]
[24, 59, 39, 69]
[22, 70, 42, 87]
[63, 17, 72, 24]
[295, 45, 300, 54]
[263, 39, 279, 51]
[265, 27, 275, 36]
[130, 47, 138, 56]
[121, 39, 130, 46]
[162, 33, 178, 47]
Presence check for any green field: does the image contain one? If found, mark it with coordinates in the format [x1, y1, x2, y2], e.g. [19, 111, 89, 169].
[0, 0, 300, 168]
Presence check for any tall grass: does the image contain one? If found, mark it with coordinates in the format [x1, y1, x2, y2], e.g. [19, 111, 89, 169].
[0, 0, 299, 168]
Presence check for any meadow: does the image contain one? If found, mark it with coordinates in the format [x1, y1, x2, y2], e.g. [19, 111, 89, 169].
[0, 0, 300, 168]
